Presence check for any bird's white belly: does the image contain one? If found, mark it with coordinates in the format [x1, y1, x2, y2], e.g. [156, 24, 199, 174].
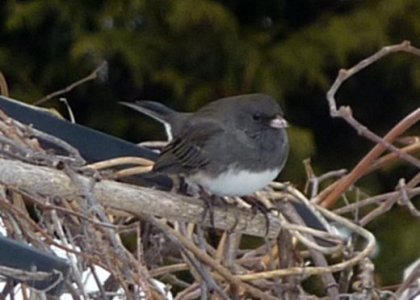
[189, 168, 279, 196]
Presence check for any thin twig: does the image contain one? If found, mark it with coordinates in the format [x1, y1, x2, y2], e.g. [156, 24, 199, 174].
[322, 40, 420, 207]
[145, 215, 279, 300]
[34, 61, 108, 105]
[321, 107, 420, 208]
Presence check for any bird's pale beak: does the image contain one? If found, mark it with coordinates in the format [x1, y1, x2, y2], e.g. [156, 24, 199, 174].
[270, 115, 289, 129]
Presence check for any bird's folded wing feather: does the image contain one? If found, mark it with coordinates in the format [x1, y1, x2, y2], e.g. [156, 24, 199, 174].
[153, 120, 224, 174]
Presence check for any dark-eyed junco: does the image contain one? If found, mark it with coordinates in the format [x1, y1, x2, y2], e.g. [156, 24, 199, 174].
[121, 94, 289, 196]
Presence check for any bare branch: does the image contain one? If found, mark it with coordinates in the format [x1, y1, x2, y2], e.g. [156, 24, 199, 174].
[322, 40, 420, 207]
[33, 61, 108, 106]
[0, 158, 282, 238]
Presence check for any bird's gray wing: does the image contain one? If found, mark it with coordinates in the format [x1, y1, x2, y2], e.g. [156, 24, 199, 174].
[153, 119, 224, 174]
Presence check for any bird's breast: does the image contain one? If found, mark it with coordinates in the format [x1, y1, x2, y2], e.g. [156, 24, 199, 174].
[188, 167, 280, 196]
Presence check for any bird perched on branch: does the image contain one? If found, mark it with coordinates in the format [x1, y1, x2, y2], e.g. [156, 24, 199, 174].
[121, 94, 289, 197]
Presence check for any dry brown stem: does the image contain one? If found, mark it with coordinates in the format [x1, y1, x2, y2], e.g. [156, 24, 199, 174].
[322, 40, 420, 208]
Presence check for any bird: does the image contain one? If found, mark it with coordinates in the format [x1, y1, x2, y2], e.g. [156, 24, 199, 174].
[120, 93, 289, 197]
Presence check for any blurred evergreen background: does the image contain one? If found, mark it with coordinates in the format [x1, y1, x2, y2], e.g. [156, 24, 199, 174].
[1, 0, 419, 286]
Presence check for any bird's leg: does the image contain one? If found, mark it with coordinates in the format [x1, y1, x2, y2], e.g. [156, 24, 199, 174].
[174, 176, 191, 195]
[242, 196, 273, 236]
[178, 178, 232, 230]
[200, 192, 216, 229]
[177, 178, 217, 228]
[210, 195, 229, 210]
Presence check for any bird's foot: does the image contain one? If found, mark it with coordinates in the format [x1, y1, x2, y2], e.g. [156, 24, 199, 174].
[242, 195, 273, 236]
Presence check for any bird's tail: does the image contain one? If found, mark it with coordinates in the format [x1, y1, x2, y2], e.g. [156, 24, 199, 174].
[120, 101, 176, 124]
[120, 101, 191, 141]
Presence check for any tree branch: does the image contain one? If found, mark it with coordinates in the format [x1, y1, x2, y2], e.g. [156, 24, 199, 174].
[0, 158, 282, 238]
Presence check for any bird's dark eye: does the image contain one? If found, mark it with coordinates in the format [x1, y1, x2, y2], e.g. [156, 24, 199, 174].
[252, 112, 262, 121]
